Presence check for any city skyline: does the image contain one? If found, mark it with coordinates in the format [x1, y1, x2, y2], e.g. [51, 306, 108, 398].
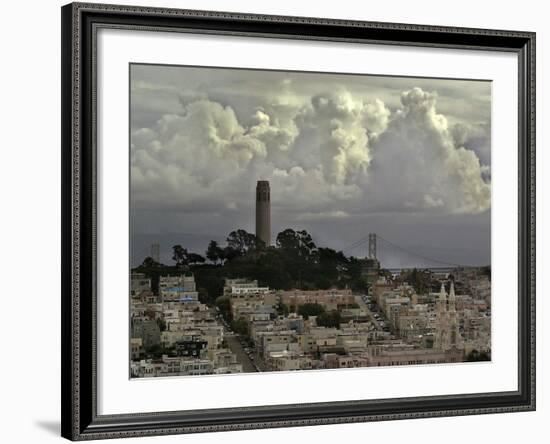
[129, 64, 492, 379]
[130, 64, 491, 268]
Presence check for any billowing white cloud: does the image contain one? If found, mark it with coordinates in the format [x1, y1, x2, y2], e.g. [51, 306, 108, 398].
[368, 87, 490, 214]
[295, 91, 372, 185]
[131, 99, 268, 211]
[364, 98, 391, 137]
[131, 85, 490, 220]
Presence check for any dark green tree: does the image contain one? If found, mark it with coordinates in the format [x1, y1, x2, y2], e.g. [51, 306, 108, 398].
[297, 303, 325, 319]
[316, 247, 349, 288]
[276, 229, 318, 261]
[276, 228, 299, 251]
[231, 317, 249, 336]
[223, 246, 241, 262]
[316, 310, 342, 329]
[141, 256, 160, 268]
[275, 301, 290, 316]
[193, 268, 225, 304]
[406, 268, 431, 295]
[206, 240, 224, 264]
[172, 245, 189, 268]
[188, 253, 206, 265]
[225, 229, 265, 259]
[274, 229, 319, 288]
[215, 295, 232, 322]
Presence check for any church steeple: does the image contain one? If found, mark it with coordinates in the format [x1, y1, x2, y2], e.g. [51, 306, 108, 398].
[434, 279, 463, 351]
[439, 282, 447, 301]
[448, 281, 456, 312]
[436, 282, 447, 315]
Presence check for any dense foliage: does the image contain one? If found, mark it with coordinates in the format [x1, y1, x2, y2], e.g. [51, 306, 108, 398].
[297, 303, 326, 320]
[133, 228, 376, 304]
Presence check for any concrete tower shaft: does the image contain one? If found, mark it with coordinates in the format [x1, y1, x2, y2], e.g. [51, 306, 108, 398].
[255, 180, 271, 246]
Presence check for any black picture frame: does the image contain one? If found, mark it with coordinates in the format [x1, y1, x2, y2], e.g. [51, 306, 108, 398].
[61, 2, 536, 440]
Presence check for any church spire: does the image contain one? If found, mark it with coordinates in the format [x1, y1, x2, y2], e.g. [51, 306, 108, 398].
[436, 282, 447, 314]
[448, 281, 456, 312]
[439, 282, 447, 301]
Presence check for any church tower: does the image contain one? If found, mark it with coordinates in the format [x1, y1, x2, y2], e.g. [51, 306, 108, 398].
[434, 283, 448, 350]
[434, 281, 463, 351]
[448, 280, 456, 313]
[447, 281, 462, 349]
[436, 282, 447, 314]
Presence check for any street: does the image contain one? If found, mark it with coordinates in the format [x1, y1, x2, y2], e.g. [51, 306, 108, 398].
[355, 295, 383, 331]
[225, 334, 259, 373]
[208, 305, 263, 373]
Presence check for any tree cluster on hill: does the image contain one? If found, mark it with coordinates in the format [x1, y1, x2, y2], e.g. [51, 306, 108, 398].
[133, 228, 372, 304]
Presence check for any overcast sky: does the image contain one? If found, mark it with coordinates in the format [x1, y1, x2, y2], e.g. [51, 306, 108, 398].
[130, 64, 491, 268]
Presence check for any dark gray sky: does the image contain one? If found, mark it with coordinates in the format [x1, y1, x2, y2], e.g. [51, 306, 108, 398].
[130, 64, 491, 268]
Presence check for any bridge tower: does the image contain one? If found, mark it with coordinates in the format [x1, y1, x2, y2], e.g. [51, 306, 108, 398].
[368, 233, 377, 259]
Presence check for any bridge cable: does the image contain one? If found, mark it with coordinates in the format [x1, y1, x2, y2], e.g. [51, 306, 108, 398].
[376, 235, 465, 267]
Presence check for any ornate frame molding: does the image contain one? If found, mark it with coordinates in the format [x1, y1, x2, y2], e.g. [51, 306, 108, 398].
[61, 2, 535, 440]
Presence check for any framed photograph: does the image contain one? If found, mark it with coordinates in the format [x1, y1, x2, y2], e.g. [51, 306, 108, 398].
[61, 2, 535, 440]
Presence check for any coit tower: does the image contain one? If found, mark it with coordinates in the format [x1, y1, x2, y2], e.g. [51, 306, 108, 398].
[255, 180, 271, 246]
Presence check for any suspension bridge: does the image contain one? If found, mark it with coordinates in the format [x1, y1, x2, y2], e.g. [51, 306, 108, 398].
[342, 232, 476, 272]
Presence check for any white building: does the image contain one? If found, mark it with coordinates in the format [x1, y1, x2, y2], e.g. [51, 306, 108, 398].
[159, 274, 199, 302]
